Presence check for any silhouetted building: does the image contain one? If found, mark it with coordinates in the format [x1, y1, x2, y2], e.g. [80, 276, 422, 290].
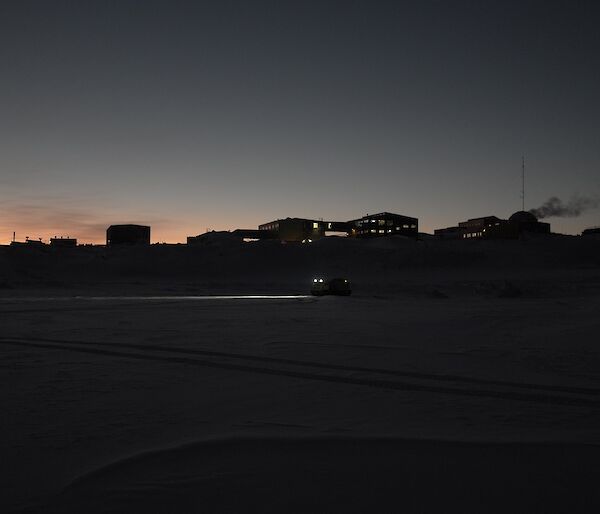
[186, 231, 238, 244]
[232, 229, 278, 240]
[436, 212, 551, 240]
[187, 234, 205, 244]
[258, 213, 417, 242]
[503, 211, 550, 236]
[187, 229, 279, 244]
[10, 238, 46, 247]
[458, 216, 503, 239]
[582, 227, 600, 236]
[433, 226, 463, 239]
[347, 212, 418, 238]
[106, 224, 150, 245]
[259, 218, 326, 242]
[50, 237, 77, 247]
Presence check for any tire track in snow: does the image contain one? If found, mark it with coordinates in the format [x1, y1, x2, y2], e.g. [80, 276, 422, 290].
[1, 337, 599, 407]
[6, 336, 600, 397]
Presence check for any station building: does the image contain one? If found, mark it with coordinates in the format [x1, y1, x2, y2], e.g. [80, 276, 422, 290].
[258, 218, 351, 243]
[582, 227, 600, 236]
[106, 224, 151, 245]
[435, 211, 550, 240]
[458, 216, 504, 239]
[433, 226, 463, 239]
[50, 237, 77, 247]
[348, 212, 418, 238]
[257, 213, 417, 242]
[494, 211, 551, 238]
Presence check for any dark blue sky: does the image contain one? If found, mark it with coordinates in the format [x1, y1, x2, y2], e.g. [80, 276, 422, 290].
[1, 0, 599, 242]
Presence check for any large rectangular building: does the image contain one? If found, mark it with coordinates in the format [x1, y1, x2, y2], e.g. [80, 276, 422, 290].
[347, 212, 418, 238]
[106, 224, 151, 245]
[458, 216, 503, 239]
[50, 237, 77, 247]
[258, 218, 325, 243]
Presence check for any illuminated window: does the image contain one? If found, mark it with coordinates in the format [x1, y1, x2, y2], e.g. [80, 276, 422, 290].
[378, 220, 385, 226]
[396, 227, 400, 230]
[378, 230, 384, 233]
[410, 224, 416, 228]
[327, 222, 332, 229]
[371, 229, 376, 233]
[313, 222, 319, 229]
[403, 224, 409, 228]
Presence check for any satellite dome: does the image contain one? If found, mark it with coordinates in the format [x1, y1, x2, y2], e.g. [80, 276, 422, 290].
[509, 210, 537, 223]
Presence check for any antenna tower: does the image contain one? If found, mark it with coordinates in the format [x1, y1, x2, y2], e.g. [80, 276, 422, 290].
[521, 155, 525, 211]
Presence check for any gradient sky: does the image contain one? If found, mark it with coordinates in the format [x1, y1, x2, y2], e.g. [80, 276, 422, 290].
[1, 0, 599, 243]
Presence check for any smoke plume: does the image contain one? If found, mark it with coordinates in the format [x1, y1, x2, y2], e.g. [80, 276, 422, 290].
[529, 195, 600, 219]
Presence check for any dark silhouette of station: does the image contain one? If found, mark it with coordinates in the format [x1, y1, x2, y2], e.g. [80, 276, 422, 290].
[435, 211, 551, 240]
[187, 212, 419, 244]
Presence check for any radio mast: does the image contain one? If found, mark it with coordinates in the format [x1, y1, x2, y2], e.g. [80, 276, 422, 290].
[521, 155, 525, 211]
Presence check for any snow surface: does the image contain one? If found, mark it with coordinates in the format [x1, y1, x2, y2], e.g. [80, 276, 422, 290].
[1, 236, 600, 512]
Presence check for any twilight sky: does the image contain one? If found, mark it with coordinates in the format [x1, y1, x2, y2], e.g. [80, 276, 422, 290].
[1, 0, 599, 243]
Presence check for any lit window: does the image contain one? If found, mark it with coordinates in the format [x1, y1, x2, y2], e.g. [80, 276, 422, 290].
[378, 220, 385, 226]
[327, 223, 332, 229]
[378, 230, 384, 233]
[410, 224, 416, 229]
[371, 229, 376, 233]
[403, 224, 409, 228]
[313, 222, 319, 229]
[396, 227, 400, 230]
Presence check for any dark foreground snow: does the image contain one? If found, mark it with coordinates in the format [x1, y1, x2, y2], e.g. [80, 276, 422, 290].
[1, 236, 600, 512]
